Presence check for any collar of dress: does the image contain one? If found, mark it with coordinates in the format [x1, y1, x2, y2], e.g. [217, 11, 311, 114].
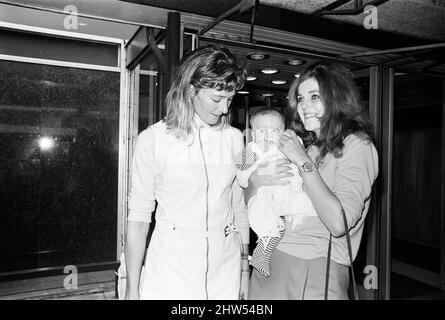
[193, 113, 225, 131]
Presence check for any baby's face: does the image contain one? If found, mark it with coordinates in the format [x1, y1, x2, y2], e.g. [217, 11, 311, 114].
[251, 114, 285, 151]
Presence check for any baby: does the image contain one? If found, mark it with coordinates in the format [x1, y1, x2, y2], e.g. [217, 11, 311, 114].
[236, 107, 317, 277]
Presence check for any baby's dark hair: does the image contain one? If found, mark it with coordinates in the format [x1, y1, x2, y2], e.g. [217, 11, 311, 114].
[249, 107, 285, 128]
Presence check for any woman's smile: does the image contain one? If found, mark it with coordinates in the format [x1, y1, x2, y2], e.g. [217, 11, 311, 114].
[296, 77, 325, 136]
[303, 113, 319, 120]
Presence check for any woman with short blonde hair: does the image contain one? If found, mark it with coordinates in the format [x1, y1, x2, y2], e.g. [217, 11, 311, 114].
[165, 45, 245, 141]
[125, 45, 250, 300]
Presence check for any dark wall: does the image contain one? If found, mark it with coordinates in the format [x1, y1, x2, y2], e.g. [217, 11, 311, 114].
[392, 129, 442, 247]
[391, 74, 443, 273]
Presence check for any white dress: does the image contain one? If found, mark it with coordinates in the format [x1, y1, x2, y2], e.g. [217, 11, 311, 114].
[127, 115, 249, 300]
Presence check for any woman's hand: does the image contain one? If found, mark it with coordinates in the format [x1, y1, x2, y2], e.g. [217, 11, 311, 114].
[244, 157, 294, 204]
[125, 221, 150, 300]
[248, 157, 294, 189]
[239, 270, 250, 300]
[278, 129, 311, 165]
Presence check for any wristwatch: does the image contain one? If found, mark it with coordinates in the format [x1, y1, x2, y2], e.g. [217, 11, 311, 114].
[297, 161, 318, 176]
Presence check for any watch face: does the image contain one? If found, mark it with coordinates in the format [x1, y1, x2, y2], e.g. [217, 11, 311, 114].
[303, 162, 316, 171]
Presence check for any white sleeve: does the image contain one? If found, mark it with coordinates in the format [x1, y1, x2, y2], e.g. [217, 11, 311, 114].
[333, 136, 379, 229]
[231, 128, 250, 244]
[233, 178, 250, 244]
[127, 128, 157, 223]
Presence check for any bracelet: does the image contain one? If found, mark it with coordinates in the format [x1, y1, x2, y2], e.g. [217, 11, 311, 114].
[242, 269, 250, 272]
[241, 255, 249, 260]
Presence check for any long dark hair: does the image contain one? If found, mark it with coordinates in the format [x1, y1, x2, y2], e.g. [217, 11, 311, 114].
[286, 62, 374, 160]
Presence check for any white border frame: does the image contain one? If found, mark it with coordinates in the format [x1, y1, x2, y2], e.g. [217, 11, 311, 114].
[0, 21, 124, 44]
[0, 54, 120, 72]
[0, 21, 124, 72]
[117, 43, 132, 261]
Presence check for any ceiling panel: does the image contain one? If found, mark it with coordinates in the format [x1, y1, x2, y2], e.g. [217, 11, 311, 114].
[199, 39, 353, 110]
[261, 0, 445, 42]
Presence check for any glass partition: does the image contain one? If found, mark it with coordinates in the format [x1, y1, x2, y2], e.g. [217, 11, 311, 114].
[0, 59, 120, 274]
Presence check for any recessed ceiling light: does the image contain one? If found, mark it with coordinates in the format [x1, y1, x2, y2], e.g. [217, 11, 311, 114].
[39, 136, 54, 151]
[238, 90, 250, 95]
[246, 76, 257, 81]
[262, 93, 274, 97]
[261, 68, 278, 75]
[246, 52, 270, 60]
[285, 58, 305, 66]
[272, 80, 287, 85]
[294, 74, 300, 78]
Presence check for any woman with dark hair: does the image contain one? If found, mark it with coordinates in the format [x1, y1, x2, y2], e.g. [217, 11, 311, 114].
[125, 45, 250, 300]
[246, 62, 379, 299]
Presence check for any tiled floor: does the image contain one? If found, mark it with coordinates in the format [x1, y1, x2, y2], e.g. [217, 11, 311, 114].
[11, 274, 442, 300]
[58, 276, 445, 300]
[47, 284, 117, 300]
[59, 276, 445, 300]
[23, 283, 117, 300]
[55, 290, 116, 300]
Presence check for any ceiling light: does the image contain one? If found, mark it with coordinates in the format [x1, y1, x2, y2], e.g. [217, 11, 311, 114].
[285, 58, 305, 66]
[238, 90, 250, 95]
[262, 93, 274, 97]
[261, 68, 278, 75]
[246, 76, 257, 81]
[272, 80, 287, 85]
[39, 137, 54, 151]
[294, 74, 300, 78]
[246, 52, 270, 60]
